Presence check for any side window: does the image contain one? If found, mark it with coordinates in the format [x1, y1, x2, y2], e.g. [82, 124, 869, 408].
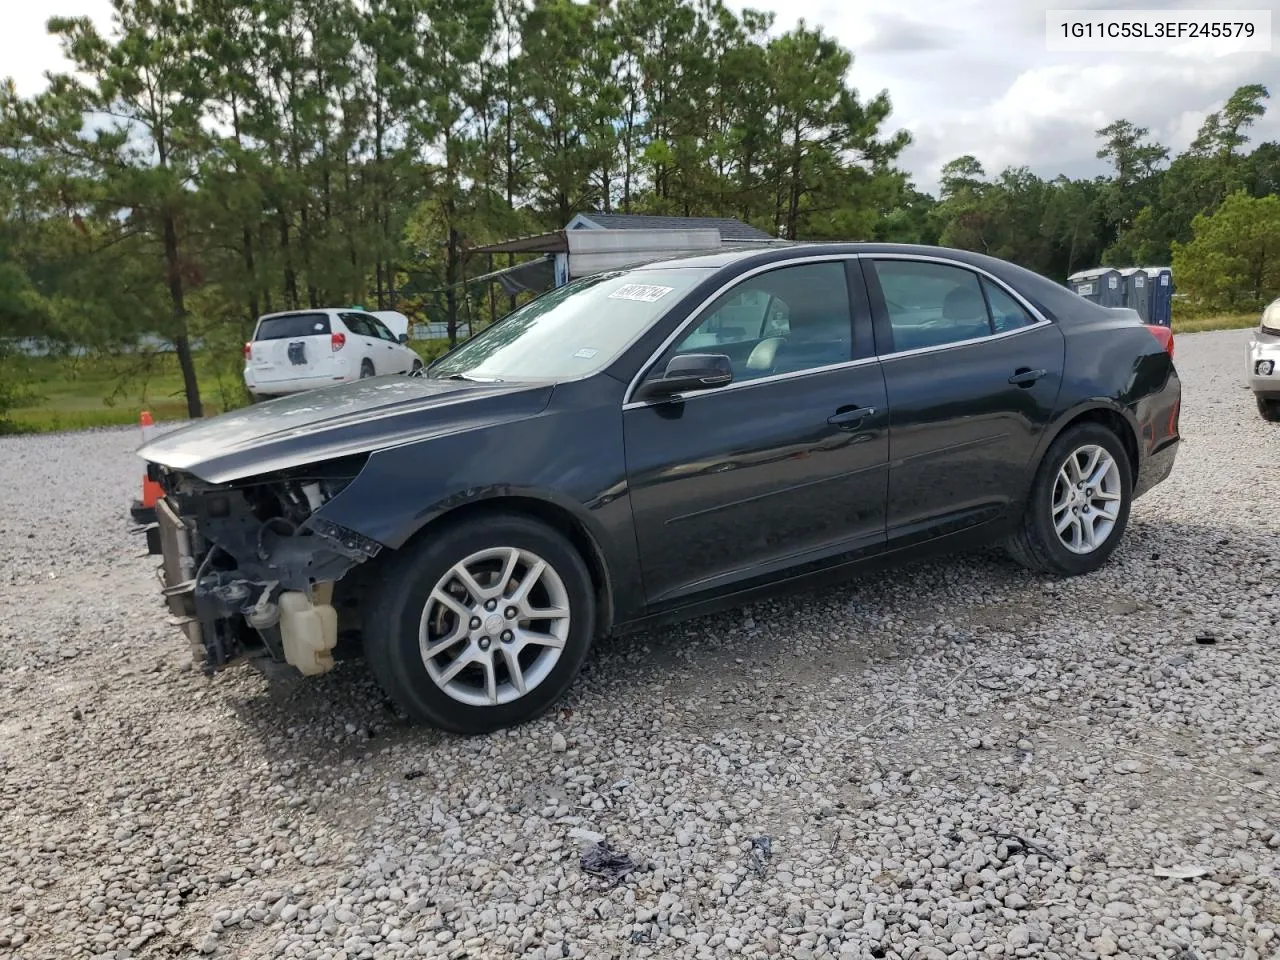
[872, 260, 993, 352]
[341, 313, 372, 337]
[674, 289, 769, 351]
[981, 279, 1036, 333]
[660, 262, 852, 379]
[365, 315, 397, 341]
[761, 298, 789, 338]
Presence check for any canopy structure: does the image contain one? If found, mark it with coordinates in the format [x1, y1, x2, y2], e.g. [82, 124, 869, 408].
[469, 212, 775, 291]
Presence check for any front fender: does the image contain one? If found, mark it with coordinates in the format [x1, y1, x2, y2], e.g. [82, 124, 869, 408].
[311, 383, 646, 622]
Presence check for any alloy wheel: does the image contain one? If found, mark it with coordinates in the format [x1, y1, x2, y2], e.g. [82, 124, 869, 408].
[418, 547, 571, 706]
[1051, 444, 1123, 555]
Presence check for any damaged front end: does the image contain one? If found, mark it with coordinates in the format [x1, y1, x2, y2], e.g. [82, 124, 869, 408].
[135, 455, 381, 676]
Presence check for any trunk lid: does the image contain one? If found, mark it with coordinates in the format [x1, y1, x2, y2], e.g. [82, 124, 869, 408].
[249, 312, 337, 383]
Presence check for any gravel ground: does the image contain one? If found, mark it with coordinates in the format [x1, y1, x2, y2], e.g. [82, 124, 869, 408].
[2, 328, 1278, 960]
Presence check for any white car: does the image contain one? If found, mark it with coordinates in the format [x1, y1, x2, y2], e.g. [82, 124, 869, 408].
[1246, 298, 1280, 422]
[243, 309, 422, 399]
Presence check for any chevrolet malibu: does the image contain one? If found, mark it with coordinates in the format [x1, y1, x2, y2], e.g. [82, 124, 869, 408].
[133, 244, 1181, 734]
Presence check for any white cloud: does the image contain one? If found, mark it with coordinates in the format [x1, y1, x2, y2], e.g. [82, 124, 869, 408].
[2, 0, 111, 97]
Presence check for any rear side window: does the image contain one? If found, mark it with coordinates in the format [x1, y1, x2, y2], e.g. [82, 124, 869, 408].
[981, 279, 1036, 333]
[255, 313, 330, 340]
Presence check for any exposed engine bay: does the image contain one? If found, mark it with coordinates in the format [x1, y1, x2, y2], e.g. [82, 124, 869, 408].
[140, 454, 381, 676]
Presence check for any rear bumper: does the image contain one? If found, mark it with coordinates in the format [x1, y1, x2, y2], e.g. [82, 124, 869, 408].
[244, 370, 352, 395]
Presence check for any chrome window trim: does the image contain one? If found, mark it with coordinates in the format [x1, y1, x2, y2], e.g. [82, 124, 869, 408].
[621, 250, 1058, 409]
[621, 355, 881, 411]
[622, 254, 865, 408]
[867, 253, 1054, 360]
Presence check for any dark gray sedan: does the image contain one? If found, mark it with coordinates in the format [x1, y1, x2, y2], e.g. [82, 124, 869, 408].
[133, 243, 1181, 734]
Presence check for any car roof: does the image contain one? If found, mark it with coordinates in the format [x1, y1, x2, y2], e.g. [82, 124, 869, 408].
[630, 242, 1029, 273]
[632, 242, 1103, 324]
[257, 308, 341, 321]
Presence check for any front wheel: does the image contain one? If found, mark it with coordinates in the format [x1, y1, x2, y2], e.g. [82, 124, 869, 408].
[1257, 395, 1280, 422]
[363, 513, 597, 734]
[1005, 423, 1133, 576]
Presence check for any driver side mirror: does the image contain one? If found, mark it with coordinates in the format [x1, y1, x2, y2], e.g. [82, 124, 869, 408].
[633, 353, 733, 402]
[397, 333, 409, 344]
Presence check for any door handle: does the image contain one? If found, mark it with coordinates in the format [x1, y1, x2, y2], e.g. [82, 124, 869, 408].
[1008, 367, 1047, 387]
[828, 405, 876, 429]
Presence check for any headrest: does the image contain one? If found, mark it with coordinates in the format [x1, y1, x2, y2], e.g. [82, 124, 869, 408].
[942, 286, 986, 323]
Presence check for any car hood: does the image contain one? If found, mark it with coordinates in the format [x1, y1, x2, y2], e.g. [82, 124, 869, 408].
[137, 375, 555, 484]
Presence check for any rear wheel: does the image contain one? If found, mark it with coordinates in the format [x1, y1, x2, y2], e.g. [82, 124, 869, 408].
[1257, 396, 1280, 422]
[363, 513, 597, 734]
[1005, 422, 1133, 576]
[360, 359, 375, 379]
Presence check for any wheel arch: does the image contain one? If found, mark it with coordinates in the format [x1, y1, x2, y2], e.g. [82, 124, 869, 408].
[1035, 400, 1141, 482]
[394, 493, 617, 633]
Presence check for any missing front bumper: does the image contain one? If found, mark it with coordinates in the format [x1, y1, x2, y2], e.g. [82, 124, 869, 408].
[150, 497, 340, 676]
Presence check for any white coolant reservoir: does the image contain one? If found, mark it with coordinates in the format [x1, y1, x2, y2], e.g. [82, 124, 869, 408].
[278, 587, 338, 676]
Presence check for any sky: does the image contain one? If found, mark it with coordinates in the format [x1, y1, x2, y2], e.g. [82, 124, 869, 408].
[3, 0, 1277, 194]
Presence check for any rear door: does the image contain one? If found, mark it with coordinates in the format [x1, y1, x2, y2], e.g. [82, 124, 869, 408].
[247, 312, 334, 384]
[862, 256, 1066, 547]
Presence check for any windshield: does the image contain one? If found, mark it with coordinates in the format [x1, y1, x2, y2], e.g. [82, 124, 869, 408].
[428, 268, 709, 381]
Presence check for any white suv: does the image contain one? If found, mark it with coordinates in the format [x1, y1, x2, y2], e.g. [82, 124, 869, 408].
[243, 309, 423, 399]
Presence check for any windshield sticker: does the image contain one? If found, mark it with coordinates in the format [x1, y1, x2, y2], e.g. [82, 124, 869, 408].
[609, 283, 674, 303]
[573, 348, 599, 359]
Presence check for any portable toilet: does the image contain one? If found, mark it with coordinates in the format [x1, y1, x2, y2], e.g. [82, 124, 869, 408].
[1119, 268, 1151, 323]
[1068, 267, 1124, 306]
[1144, 267, 1173, 326]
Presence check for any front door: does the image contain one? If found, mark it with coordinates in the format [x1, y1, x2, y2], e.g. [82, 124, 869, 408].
[861, 256, 1066, 547]
[623, 259, 890, 607]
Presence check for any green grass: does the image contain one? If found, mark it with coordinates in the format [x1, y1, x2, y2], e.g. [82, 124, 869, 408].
[6, 312, 1256, 435]
[1, 339, 460, 434]
[1171, 311, 1260, 334]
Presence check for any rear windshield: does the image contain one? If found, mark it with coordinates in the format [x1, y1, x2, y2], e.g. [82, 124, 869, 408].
[255, 313, 331, 340]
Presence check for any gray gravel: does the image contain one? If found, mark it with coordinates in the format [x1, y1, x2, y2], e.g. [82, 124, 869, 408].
[2, 328, 1278, 960]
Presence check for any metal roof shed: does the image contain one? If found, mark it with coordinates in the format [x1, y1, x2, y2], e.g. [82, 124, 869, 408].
[472, 213, 774, 290]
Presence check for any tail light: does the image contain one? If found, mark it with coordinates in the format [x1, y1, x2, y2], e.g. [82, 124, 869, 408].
[331, 332, 346, 351]
[1146, 324, 1174, 359]
[243, 341, 251, 359]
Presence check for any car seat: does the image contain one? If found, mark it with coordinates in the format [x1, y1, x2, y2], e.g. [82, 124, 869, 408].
[746, 336, 788, 374]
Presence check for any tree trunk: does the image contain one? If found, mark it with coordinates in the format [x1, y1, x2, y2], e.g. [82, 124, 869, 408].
[162, 210, 203, 419]
[299, 205, 319, 307]
[278, 211, 299, 309]
[445, 226, 460, 346]
[242, 225, 259, 321]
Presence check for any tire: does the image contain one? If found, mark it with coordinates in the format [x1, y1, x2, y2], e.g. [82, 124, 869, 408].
[1257, 396, 1280, 422]
[363, 513, 597, 734]
[1004, 422, 1133, 576]
[360, 359, 375, 379]
[411, 359, 423, 375]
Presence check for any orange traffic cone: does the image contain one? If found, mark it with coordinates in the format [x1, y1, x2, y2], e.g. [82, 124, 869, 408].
[139, 411, 164, 508]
